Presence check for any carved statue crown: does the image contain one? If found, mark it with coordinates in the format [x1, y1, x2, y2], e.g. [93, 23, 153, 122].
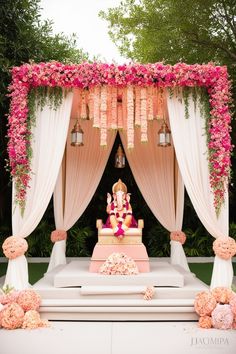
[112, 179, 127, 194]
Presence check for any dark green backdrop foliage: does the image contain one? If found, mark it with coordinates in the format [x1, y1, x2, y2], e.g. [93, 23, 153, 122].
[0, 0, 236, 258]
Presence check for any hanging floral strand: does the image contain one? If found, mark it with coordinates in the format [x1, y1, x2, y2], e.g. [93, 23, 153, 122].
[135, 86, 141, 126]
[93, 86, 100, 128]
[117, 88, 123, 129]
[111, 86, 118, 129]
[80, 89, 88, 119]
[140, 87, 148, 142]
[100, 85, 107, 146]
[127, 85, 134, 148]
[147, 86, 154, 121]
[88, 87, 94, 120]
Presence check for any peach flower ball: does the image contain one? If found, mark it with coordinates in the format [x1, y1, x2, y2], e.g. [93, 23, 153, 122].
[211, 304, 234, 330]
[213, 236, 236, 260]
[194, 291, 217, 316]
[50, 230, 67, 243]
[17, 289, 41, 311]
[1, 303, 24, 329]
[211, 287, 233, 304]
[2, 236, 28, 259]
[198, 316, 212, 329]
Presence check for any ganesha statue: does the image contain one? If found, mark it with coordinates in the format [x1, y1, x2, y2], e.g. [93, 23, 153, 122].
[104, 179, 138, 239]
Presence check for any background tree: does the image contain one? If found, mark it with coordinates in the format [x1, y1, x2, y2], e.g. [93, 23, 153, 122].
[0, 0, 88, 229]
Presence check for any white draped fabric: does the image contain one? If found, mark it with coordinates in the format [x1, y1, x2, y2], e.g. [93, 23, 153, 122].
[167, 91, 232, 288]
[120, 122, 189, 271]
[170, 158, 189, 271]
[5, 93, 73, 289]
[47, 119, 117, 271]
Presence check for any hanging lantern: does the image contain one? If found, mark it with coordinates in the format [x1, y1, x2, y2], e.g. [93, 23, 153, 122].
[158, 120, 171, 147]
[71, 120, 84, 146]
[115, 144, 125, 168]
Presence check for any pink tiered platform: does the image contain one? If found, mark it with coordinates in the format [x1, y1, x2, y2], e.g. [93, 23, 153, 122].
[89, 221, 150, 273]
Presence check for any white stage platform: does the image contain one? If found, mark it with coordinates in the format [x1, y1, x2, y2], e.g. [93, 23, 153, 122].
[53, 260, 184, 288]
[33, 259, 209, 321]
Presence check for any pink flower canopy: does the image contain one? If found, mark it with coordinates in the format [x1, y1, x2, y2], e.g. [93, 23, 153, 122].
[7, 61, 232, 213]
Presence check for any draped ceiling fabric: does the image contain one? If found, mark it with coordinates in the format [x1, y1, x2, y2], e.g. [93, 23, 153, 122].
[5, 93, 73, 289]
[48, 112, 117, 271]
[167, 90, 232, 288]
[120, 119, 190, 271]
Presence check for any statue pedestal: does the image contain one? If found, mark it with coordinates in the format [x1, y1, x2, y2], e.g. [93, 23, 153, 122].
[89, 224, 150, 273]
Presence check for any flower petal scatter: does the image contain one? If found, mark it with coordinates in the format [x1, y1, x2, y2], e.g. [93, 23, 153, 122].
[2, 236, 28, 259]
[99, 252, 139, 275]
[170, 231, 186, 244]
[213, 237, 236, 260]
[7, 62, 232, 214]
[143, 286, 155, 300]
[211, 304, 234, 330]
[17, 289, 41, 311]
[0, 287, 49, 330]
[194, 291, 217, 316]
[50, 230, 67, 243]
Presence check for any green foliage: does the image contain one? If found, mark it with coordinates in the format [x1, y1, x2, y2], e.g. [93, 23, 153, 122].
[101, 0, 236, 67]
[66, 223, 95, 257]
[144, 224, 170, 257]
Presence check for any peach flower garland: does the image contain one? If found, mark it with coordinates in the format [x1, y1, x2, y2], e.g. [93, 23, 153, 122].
[2, 236, 28, 259]
[213, 236, 236, 260]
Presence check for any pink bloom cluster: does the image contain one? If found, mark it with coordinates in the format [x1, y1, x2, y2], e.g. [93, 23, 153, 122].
[50, 230, 67, 243]
[213, 236, 236, 260]
[194, 287, 236, 329]
[7, 62, 232, 213]
[2, 236, 28, 260]
[0, 289, 48, 329]
[170, 231, 186, 245]
[99, 252, 139, 275]
[0, 287, 49, 330]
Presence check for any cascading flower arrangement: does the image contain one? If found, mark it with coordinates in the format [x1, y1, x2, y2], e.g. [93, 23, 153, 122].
[7, 61, 232, 214]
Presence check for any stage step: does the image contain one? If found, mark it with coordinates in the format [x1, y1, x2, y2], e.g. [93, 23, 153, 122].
[34, 259, 208, 321]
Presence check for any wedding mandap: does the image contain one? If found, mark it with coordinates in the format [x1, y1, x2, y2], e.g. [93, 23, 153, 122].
[1, 61, 236, 321]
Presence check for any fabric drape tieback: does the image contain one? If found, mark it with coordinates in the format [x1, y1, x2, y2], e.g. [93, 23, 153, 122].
[213, 236, 236, 260]
[170, 231, 186, 245]
[50, 230, 67, 243]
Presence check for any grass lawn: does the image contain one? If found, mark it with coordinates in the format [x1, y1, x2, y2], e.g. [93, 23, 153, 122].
[0, 261, 235, 286]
